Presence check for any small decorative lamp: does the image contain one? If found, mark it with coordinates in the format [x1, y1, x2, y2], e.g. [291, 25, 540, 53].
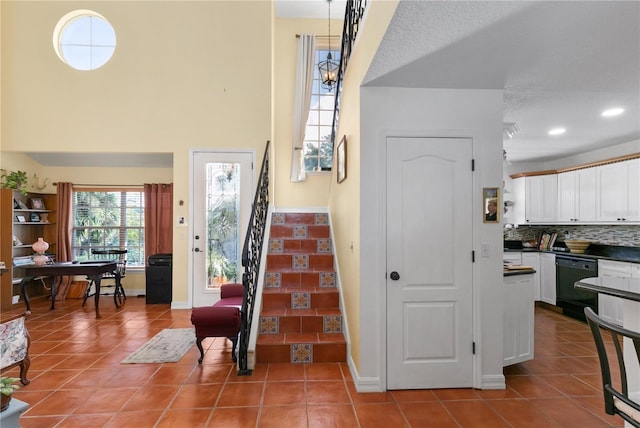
[32, 238, 49, 266]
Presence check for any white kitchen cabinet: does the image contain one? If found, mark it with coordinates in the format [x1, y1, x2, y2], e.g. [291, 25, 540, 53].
[596, 159, 640, 222]
[557, 168, 596, 222]
[540, 253, 556, 305]
[503, 273, 535, 366]
[503, 251, 522, 265]
[522, 252, 541, 301]
[598, 260, 631, 326]
[525, 175, 557, 223]
[633, 263, 640, 279]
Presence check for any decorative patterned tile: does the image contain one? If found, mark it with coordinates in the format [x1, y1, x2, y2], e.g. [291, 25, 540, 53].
[319, 272, 336, 288]
[291, 292, 310, 309]
[260, 316, 279, 334]
[317, 239, 332, 253]
[265, 272, 281, 288]
[291, 344, 313, 363]
[292, 255, 309, 269]
[314, 213, 328, 225]
[269, 239, 284, 253]
[323, 315, 342, 333]
[292, 225, 308, 239]
[272, 213, 285, 225]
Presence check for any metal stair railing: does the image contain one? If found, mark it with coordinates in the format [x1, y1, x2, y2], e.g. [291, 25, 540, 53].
[330, 0, 368, 145]
[238, 140, 270, 375]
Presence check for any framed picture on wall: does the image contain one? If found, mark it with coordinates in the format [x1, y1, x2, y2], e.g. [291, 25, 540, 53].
[29, 198, 45, 210]
[483, 187, 500, 223]
[337, 136, 347, 184]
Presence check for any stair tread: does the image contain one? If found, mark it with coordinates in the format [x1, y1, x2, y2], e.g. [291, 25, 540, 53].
[257, 333, 346, 344]
[263, 287, 339, 294]
[260, 308, 342, 316]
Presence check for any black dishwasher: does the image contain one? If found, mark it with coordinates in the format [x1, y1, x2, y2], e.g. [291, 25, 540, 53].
[555, 255, 598, 322]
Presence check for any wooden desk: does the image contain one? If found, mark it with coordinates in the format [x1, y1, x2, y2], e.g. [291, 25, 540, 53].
[19, 261, 118, 318]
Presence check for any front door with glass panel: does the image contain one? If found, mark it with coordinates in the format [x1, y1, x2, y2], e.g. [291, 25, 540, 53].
[192, 151, 253, 307]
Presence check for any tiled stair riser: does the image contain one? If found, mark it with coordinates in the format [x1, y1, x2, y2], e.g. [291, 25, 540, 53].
[257, 212, 346, 364]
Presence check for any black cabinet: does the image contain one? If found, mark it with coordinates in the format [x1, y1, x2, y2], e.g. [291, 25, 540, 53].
[146, 254, 172, 304]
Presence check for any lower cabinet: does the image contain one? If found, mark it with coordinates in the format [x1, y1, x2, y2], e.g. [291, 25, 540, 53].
[540, 253, 556, 305]
[521, 252, 541, 301]
[504, 273, 535, 366]
[598, 260, 632, 326]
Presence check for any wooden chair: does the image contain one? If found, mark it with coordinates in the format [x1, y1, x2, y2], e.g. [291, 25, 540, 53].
[83, 249, 127, 308]
[0, 312, 31, 385]
[585, 307, 640, 427]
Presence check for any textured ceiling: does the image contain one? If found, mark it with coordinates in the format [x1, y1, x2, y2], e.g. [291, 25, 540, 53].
[365, 1, 640, 163]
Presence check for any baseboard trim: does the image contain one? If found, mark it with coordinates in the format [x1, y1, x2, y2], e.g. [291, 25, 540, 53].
[481, 374, 506, 390]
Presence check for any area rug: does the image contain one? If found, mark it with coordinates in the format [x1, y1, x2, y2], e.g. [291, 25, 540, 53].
[121, 328, 195, 364]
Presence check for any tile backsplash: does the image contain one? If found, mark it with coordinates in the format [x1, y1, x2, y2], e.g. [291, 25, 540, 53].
[506, 225, 640, 247]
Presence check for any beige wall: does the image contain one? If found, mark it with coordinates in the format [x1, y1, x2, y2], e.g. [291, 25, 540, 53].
[272, 17, 337, 208]
[1, 1, 272, 305]
[327, 1, 399, 374]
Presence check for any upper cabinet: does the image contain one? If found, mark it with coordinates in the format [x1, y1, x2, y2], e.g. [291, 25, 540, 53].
[524, 175, 557, 223]
[557, 168, 596, 222]
[595, 158, 639, 222]
[510, 157, 639, 225]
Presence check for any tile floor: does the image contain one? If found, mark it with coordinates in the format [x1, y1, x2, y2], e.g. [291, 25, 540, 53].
[1, 297, 625, 427]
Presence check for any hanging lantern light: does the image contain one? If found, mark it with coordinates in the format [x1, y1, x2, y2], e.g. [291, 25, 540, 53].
[318, 0, 339, 91]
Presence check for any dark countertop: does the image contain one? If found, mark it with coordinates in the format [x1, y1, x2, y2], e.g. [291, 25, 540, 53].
[504, 242, 640, 264]
[504, 268, 536, 277]
[575, 277, 640, 303]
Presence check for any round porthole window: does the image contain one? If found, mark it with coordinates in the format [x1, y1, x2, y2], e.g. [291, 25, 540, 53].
[53, 10, 116, 71]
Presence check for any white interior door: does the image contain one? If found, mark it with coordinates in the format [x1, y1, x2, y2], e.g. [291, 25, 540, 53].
[192, 151, 253, 307]
[386, 137, 474, 389]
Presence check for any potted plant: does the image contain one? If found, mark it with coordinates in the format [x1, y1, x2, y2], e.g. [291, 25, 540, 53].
[0, 170, 29, 195]
[0, 377, 20, 412]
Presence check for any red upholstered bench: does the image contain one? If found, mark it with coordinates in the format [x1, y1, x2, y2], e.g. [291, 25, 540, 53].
[190, 283, 244, 364]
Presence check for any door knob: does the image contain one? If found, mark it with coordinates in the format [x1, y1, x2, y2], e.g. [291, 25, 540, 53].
[194, 248, 201, 252]
[390, 271, 400, 281]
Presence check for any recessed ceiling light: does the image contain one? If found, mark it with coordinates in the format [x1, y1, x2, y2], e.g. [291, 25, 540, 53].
[601, 107, 624, 117]
[548, 128, 566, 136]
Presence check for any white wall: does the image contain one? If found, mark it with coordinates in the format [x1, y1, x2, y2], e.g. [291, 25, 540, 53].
[359, 87, 505, 390]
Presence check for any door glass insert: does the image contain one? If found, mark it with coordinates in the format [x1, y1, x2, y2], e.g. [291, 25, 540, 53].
[205, 162, 240, 290]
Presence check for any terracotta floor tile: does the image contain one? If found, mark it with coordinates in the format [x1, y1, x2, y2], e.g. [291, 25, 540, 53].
[263, 381, 305, 406]
[10, 294, 626, 428]
[121, 384, 179, 412]
[210, 407, 260, 427]
[486, 398, 562, 427]
[531, 397, 615, 428]
[506, 375, 564, 398]
[308, 404, 359, 428]
[103, 410, 164, 428]
[55, 413, 114, 428]
[305, 362, 344, 380]
[354, 403, 409, 428]
[433, 388, 481, 400]
[258, 405, 308, 428]
[266, 363, 305, 381]
[306, 380, 350, 405]
[390, 388, 438, 402]
[19, 415, 66, 428]
[539, 374, 601, 396]
[73, 387, 138, 413]
[217, 382, 265, 407]
[442, 400, 511, 427]
[398, 401, 459, 427]
[155, 408, 212, 428]
[170, 383, 224, 408]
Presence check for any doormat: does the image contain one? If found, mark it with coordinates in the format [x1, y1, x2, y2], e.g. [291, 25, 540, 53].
[121, 328, 195, 364]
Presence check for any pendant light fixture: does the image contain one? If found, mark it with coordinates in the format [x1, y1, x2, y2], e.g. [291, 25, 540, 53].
[318, 0, 339, 91]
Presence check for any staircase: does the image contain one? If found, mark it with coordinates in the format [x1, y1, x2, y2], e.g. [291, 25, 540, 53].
[256, 212, 346, 363]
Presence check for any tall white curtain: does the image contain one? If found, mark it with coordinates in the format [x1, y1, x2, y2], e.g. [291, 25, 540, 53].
[290, 33, 316, 182]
